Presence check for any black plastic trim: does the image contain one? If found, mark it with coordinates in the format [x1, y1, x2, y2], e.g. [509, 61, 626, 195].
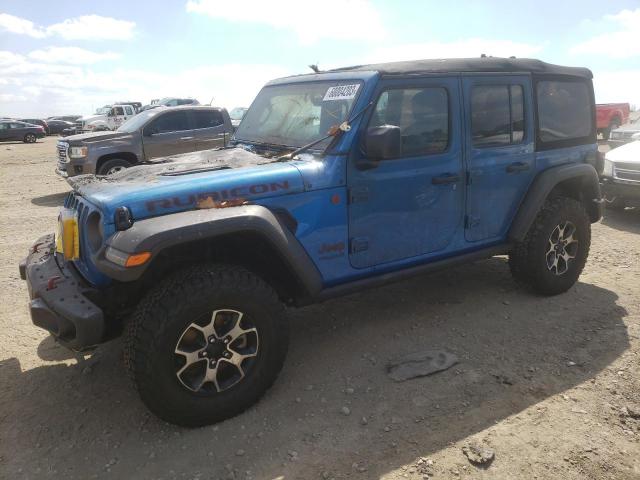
[508, 163, 603, 242]
[307, 244, 510, 305]
[97, 205, 323, 298]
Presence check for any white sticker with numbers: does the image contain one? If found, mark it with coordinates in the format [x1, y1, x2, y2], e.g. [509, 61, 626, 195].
[323, 84, 360, 101]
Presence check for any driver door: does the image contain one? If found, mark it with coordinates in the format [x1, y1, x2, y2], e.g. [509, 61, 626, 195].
[348, 77, 464, 269]
[142, 110, 198, 159]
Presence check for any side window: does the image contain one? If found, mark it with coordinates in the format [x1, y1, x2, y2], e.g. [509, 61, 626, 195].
[113, 107, 125, 116]
[165, 99, 178, 106]
[146, 111, 190, 134]
[0, 123, 8, 130]
[471, 85, 524, 147]
[193, 110, 224, 129]
[178, 99, 193, 105]
[124, 106, 134, 115]
[10, 123, 23, 129]
[537, 80, 591, 143]
[369, 87, 449, 156]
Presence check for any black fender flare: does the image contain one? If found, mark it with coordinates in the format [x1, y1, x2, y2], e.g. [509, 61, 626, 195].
[95, 205, 323, 297]
[508, 163, 603, 242]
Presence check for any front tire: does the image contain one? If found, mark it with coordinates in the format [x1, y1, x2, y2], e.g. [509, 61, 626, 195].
[509, 196, 591, 296]
[97, 158, 131, 175]
[124, 265, 288, 427]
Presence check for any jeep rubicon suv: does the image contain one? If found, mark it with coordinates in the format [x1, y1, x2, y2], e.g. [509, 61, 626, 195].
[21, 58, 603, 427]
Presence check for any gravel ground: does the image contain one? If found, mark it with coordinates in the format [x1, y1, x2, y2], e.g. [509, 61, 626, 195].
[0, 136, 638, 480]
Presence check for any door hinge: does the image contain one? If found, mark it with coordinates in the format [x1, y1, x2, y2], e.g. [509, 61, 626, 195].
[349, 237, 369, 253]
[348, 186, 369, 204]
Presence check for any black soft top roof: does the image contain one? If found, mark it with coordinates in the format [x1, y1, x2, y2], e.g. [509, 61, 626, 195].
[329, 57, 592, 79]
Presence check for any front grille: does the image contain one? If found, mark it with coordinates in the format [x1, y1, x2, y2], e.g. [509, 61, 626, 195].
[63, 193, 94, 277]
[615, 162, 640, 172]
[57, 142, 69, 163]
[614, 167, 640, 183]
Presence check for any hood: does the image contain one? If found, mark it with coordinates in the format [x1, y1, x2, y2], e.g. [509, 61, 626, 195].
[71, 147, 305, 223]
[605, 140, 640, 164]
[79, 114, 105, 123]
[65, 130, 131, 144]
[613, 121, 640, 132]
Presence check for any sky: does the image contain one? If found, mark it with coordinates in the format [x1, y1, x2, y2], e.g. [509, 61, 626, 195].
[1, 0, 639, 117]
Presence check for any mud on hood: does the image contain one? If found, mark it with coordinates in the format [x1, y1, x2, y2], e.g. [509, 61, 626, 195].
[71, 147, 304, 223]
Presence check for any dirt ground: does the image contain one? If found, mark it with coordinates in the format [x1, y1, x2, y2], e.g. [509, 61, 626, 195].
[0, 136, 638, 480]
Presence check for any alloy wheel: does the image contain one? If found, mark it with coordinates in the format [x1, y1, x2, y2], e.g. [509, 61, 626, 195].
[174, 309, 259, 393]
[545, 221, 579, 276]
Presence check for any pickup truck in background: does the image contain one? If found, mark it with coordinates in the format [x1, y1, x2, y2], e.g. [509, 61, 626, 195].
[596, 103, 630, 140]
[56, 105, 234, 177]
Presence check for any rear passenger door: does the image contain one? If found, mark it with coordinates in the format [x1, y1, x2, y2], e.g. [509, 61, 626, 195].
[192, 110, 229, 151]
[463, 76, 534, 242]
[142, 110, 198, 159]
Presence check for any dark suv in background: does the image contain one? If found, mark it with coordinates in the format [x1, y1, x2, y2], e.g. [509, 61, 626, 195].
[56, 106, 234, 177]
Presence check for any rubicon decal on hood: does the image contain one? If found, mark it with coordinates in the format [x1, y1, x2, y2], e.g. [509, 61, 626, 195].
[145, 181, 290, 212]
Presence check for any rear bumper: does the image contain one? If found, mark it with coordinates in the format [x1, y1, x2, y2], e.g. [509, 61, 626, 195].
[20, 234, 106, 351]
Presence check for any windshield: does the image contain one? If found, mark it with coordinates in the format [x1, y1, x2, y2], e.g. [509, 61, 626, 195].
[117, 110, 161, 133]
[95, 106, 111, 115]
[235, 80, 362, 148]
[229, 107, 247, 121]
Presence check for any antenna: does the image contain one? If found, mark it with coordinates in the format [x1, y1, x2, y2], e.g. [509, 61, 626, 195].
[209, 96, 215, 106]
[309, 64, 320, 73]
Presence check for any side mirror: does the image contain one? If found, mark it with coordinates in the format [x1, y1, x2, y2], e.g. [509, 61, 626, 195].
[365, 125, 401, 160]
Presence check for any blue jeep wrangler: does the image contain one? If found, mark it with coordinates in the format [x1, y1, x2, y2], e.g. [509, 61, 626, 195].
[20, 58, 603, 427]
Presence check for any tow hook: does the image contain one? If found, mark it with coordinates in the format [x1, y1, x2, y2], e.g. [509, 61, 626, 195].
[46, 276, 62, 291]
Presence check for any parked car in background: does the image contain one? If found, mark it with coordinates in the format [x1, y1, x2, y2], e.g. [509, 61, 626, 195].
[609, 118, 640, 149]
[56, 106, 234, 177]
[601, 136, 640, 210]
[48, 115, 82, 123]
[0, 120, 46, 143]
[596, 103, 630, 140]
[229, 107, 248, 130]
[47, 119, 76, 135]
[141, 97, 200, 111]
[20, 118, 49, 135]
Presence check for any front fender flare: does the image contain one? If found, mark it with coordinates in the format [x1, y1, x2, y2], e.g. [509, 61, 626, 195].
[95, 205, 323, 297]
[508, 163, 603, 242]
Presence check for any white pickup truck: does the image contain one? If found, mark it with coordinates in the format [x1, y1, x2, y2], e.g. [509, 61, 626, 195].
[74, 104, 137, 133]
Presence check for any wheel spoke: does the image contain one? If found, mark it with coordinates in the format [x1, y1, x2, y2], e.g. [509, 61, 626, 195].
[175, 348, 205, 377]
[195, 363, 221, 392]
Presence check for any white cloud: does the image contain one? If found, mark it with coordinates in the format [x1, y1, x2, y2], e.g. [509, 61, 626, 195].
[0, 13, 46, 38]
[46, 15, 136, 40]
[186, 0, 385, 44]
[570, 8, 640, 59]
[0, 13, 136, 40]
[361, 39, 544, 65]
[0, 51, 291, 117]
[28, 47, 120, 65]
[593, 70, 640, 108]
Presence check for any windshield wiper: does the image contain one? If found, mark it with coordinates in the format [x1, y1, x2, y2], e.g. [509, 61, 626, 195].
[276, 101, 373, 161]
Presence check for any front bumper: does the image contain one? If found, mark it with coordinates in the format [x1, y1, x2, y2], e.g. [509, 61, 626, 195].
[600, 177, 640, 205]
[20, 234, 105, 351]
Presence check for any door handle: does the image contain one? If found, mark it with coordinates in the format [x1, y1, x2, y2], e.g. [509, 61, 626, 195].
[506, 162, 530, 173]
[432, 174, 460, 185]
[179, 136, 194, 141]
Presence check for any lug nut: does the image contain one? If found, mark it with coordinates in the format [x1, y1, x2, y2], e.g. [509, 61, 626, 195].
[209, 337, 215, 343]
[210, 360, 216, 367]
[202, 351, 208, 357]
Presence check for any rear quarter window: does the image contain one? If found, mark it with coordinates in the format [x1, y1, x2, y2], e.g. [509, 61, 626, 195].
[536, 79, 593, 145]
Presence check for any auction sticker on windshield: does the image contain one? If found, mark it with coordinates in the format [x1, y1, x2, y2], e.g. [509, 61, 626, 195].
[323, 84, 360, 101]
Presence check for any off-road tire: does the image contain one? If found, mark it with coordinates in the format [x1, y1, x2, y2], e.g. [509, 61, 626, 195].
[97, 158, 131, 176]
[24, 133, 36, 143]
[509, 196, 591, 296]
[124, 264, 288, 427]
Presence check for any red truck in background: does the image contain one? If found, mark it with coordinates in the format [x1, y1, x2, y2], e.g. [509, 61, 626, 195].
[596, 103, 630, 140]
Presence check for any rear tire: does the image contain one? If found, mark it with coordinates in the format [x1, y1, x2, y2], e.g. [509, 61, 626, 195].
[124, 264, 288, 427]
[24, 133, 36, 143]
[97, 158, 131, 175]
[509, 196, 591, 296]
